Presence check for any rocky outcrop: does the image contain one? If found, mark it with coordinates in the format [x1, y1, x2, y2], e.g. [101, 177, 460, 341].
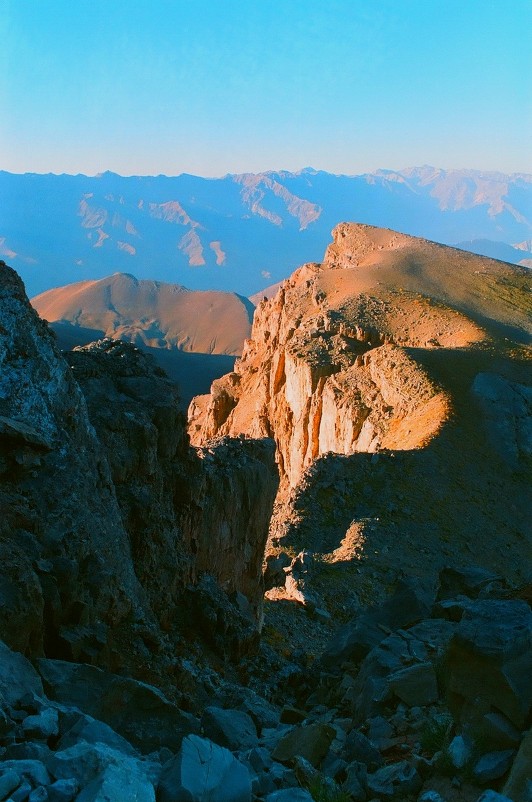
[189, 223, 531, 490]
[0, 263, 277, 669]
[189, 270, 451, 487]
[190, 225, 531, 598]
[0, 262, 149, 663]
[66, 339, 278, 627]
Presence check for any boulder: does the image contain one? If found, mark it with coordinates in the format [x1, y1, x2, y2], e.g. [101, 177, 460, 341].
[343, 760, 368, 801]
[76, 762, 155, 802]
[157, 734, 252, 802]
[447, 735, 471, 769]
[472, 750, 515, 783]
[47, 742, 133, 785]
[47, 779, 80, 802]
[216, 684, 280, 732]
[502, 728, 532, 802]
[321, 579, 433, 668]
[350, 620, 456, 723]
[201, 707, 258, 751]
[0, 760, 50, 787]
[28, 788, 48, 802]
[444, 600, 532, 729]
[22, 708, 59, 740]
[56, 712, 136, 755]
[0, 640, 44, 707]
[37, 659, 199, 753]
[272, 722, 336, 767]
[0, 770, 21, 799]
[388, 662, 439, 707]
[436, 566, 504, 601]
[367, 760, 421, 798]
[343, 729, 383, 769]
[466, 711, 521, 752]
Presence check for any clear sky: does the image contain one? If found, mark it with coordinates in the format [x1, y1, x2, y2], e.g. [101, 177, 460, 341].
[1, 0, 530, 177]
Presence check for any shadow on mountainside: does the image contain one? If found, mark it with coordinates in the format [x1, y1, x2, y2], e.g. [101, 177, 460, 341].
[269, 344, 531, 609]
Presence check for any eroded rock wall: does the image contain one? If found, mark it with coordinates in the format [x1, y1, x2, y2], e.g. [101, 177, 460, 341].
[0, 263, 148, 662]
[0, 262, 277, 665]
[188, 251, 450, 487]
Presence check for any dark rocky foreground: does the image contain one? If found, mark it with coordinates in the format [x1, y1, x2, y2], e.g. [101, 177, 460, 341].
[0, 261, 531, 801]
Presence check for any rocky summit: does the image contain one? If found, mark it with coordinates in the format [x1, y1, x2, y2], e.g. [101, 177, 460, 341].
[0, 220, 531, 802]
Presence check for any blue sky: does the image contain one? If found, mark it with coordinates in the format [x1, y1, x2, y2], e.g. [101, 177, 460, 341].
[1, 0, 530, 176]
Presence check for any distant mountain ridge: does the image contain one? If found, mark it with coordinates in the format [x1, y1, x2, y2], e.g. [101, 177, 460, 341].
[1, 166, 531, 297]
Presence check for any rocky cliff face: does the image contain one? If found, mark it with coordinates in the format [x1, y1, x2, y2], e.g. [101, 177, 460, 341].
[0, 262, 277, 669]
[0, 263, 147, 662]
[189, 223, 531, 588]
[188, 224, 500, 487]
[66, 339, 277, 625]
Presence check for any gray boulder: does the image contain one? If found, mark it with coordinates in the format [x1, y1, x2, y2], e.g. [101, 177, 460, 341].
[157, 734, 251, 802]
[37, 659, 199, 752]
[0, 770, 21, 800]
[321, 579, 433, 668]
[436, 565, 504, 601]
[444, 600, 532, 729]
[342, 729, 382, 769]
[46, 741, 149, 788]
[201, 706, 258, 751]
[272, 722, 336, 767]
[0, 760, 50, 787]
[22, 708, 59, 740]
[76, 762, 155, 802]
[502, 728, 532, 802]
[350, 620, 455, 723]
[388, 662, 439, 707]
[47, 779, 80, 802]
[56, 712, 136, 755]
[473, 750, 515, 783]
[367, 760, 421, 798]
[0, 640, 44, 707]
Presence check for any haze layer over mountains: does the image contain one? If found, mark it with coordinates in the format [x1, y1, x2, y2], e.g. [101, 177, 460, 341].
[2, 166, 531, 298]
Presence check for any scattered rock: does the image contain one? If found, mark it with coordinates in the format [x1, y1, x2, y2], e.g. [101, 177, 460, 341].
[444, 600, 532, 729]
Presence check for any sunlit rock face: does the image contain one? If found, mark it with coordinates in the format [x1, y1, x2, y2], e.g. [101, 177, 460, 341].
[189, 223, 531, 590]
[188, 223, 506, 487]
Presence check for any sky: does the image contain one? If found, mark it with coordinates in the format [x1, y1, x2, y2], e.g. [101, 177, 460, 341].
[0, 0, 530, 177]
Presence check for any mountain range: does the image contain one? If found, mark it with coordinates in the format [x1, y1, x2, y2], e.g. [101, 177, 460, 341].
[2, 166, 531, 298]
